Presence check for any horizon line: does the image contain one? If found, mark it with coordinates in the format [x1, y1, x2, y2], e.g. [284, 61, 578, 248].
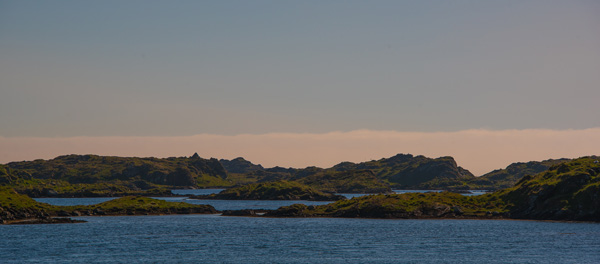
[1, 127, 599, 176]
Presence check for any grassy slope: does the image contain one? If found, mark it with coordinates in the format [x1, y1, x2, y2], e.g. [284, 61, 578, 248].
[269, 157, 600, 221]
[496, 156, 600, 221]
[295, 170, 392, 193]
[65, 196, 217, 215]
[269, 192, 507, 218]
[0, 186, 54, 211]
[0, 187, 217, 223]
[470, 159, 569, 189]
[222, 154, 475, 191]
[203, 180, 345, 201]
[331, 154, 475, 188]
[3, 154, 231, 196]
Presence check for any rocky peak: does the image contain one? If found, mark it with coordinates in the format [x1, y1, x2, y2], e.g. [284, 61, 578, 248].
[219, 157, 264, 174]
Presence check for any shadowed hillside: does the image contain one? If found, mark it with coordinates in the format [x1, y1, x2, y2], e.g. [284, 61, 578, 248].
[3, 154, 230, 197]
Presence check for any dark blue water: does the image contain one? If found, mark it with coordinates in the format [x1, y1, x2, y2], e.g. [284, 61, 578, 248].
[2, 214, 599, 263]
[171, 189, 225, 195]
[25, 191, 598, 263]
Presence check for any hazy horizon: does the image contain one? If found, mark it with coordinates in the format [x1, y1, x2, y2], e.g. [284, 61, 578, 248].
[1, 1, 599, 175]
[2, 128, 599, 176]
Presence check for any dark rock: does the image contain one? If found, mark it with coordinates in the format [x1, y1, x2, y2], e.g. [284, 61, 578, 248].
[221, 209, 264, 216]
[57, 210, 71, 217]
[452, 206, 464, 215]
[93, 208, 105, 215]
[219, 157, 265, 174]
[43, 189, 58, 196]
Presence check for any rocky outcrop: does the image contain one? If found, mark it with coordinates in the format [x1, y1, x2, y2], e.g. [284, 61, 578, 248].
[219, 157, 265, 174]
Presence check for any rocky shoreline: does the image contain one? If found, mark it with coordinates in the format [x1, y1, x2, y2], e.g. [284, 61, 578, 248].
[2, 157, 599, 224]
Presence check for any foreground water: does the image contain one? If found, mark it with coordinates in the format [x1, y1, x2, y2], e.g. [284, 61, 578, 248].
[2, 214, 599, 263]
[21, 191, 600, 263]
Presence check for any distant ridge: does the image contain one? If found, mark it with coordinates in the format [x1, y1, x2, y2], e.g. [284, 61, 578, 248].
[0, 153, 587, 196]
[221, 153, 475, 190]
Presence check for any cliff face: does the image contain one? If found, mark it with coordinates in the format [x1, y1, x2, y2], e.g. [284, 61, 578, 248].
[498, 157, 600, 221]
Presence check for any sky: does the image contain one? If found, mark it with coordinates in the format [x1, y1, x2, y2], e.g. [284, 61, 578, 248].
[1, 1, 599, 175]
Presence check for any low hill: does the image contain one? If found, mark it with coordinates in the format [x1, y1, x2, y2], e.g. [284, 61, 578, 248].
[3, 154, 231, 196]
[219, 157, 264, 173]
[497, 156, 600, 221]
[190, 181, 345, 201]
[471, 159, 569, 189]
[223, 153, 475, 190]
[264, 156, 600, 222]
[266, 192, 507, 219]
[294, 170, 392, 193]
[331, 154, 475, 188]
[0, 186, 217, 224]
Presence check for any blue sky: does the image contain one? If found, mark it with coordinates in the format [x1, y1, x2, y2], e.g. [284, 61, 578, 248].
[1, 1, 599, 173]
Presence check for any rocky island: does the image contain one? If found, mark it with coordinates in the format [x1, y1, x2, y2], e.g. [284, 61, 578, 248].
[248, 157, 600, 222]
[2, 154, 600, 224]
[0, 187, 217, 225]
[188, 180, 346, 201]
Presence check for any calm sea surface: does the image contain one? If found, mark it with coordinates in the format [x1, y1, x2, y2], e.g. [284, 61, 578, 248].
[14, 190, 599, 263]
[2, 214, 599, 263]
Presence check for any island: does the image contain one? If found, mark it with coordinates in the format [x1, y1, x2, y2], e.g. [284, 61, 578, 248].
[188, 180, 346, 201]
[0, 187, 217, 225]
[2, 156, 599, 224]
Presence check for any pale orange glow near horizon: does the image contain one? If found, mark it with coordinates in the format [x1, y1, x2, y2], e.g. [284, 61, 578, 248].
[1, 128, 599, 176]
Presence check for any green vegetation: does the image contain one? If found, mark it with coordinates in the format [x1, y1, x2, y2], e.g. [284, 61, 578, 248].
[330, 154, 475, 188]
[467, 159, 569, 190]
[268, 192, 507, 218]
[0, 186, 217, 224]
[408, 159, 572, 190]
[3, 154, 231, 197]
[495, 156, 600, 221]
[0, 186, 55, 211]
[65, 196, 217, 216]
[266, 157, 600, 221]
[10, 178, 172, 197]
[0, 153, 593, 201]
[295, 170, 391, 193]
[194, 180, 345, 201]
[220, 153, 474, 191]
[3, 156, 600, 223]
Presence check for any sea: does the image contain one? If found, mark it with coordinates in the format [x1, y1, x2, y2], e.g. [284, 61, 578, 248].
[1, 190, 598, 263]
